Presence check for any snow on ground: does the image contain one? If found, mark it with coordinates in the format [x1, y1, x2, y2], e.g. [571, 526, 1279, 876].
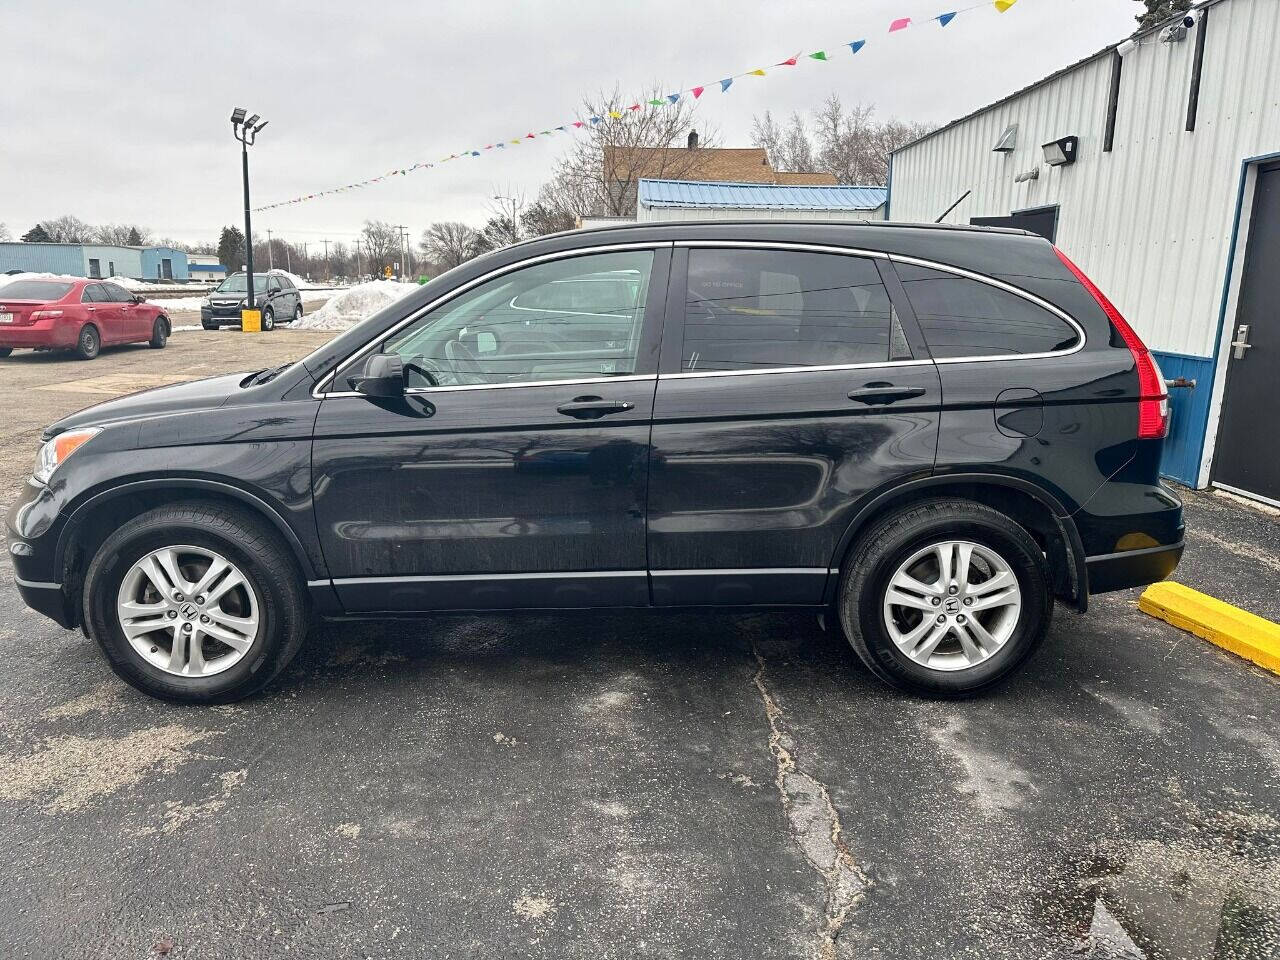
[292, 280, 419, 330]
[0, 271, 81, 288]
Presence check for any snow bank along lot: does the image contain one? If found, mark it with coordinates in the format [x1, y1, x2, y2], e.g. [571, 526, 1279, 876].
[293, 280, 419, 330]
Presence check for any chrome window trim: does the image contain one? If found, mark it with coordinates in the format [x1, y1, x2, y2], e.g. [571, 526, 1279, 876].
[651, 567, 828, 577]
[660, 358, 932, 381]
[321, 373, 657, 400]
[887, 253, 1086, 363]
[312, 241, 671, 399]
[674, 239, 890, 259]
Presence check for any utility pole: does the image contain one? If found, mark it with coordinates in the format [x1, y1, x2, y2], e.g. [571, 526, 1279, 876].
[322, 238, 330, 282]
[266, 229, 275, 271]
[284, 242, 292, 275]
[354, 238, 363, 279]
[395, 225, 412, 280]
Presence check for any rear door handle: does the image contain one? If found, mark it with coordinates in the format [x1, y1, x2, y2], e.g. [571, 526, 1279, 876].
[556, 397, 635, 419]
[847, 385, 928, 404]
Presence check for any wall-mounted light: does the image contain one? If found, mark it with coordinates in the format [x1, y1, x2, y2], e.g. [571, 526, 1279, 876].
[1014, 167, 1039, 183]
[1116, 38, 1137, 57]
[1042, 136, 1079, 166]
[992, 123, 1018, 153]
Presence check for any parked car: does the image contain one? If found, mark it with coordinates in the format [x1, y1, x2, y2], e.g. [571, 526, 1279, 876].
[0, 278, 169, 359]
[200, 272, 301, 330]
[6, 221, 1183, 702]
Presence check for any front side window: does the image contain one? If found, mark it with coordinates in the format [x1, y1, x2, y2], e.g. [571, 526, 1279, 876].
[81, 284, 106, 303]
[375, 250, 654, 389]
[896, 263, 1080, 358]
[681, 249, 895, 372]
[103, 283, 133, 303]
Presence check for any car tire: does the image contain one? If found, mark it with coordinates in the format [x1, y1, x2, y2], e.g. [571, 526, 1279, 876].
[293, 303, 304, 323]
[201, 319, 219, 330]
[82, 501, 309, 704]
[837, 499, 1052, 697]
[74, 324, 100, 360]
[261, 307, 275, 331]
[149, 316, 169, 348]
[0, 348, 12, 358]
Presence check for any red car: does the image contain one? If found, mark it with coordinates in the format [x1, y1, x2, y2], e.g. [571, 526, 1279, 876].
[0, 278, 170, 360]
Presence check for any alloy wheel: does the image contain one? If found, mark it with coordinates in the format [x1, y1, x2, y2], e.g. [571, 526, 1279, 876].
[115, 545, 260, 677]
[881, 540, 1022, 672]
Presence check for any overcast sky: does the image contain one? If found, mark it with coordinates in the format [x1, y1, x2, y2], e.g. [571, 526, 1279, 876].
[4, 0, 1140, 247]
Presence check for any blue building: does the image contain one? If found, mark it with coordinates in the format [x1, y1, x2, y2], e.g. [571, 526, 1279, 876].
[0, 241, 189, 281]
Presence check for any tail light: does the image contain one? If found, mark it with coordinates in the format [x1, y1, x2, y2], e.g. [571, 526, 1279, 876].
[1054, 247, 1169, 439]
[31, 310, 63, 322]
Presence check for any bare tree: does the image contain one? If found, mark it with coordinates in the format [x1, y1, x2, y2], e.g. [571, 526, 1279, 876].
[361, 220, 402, 275]
[539, 86, 717, 218]
[0, 223, 11, 242]
[37, 215, 96, 243]
[753, 96, 932, 186]
[752, 111, 816, 173]
[95, 223, 153, 245]
[476, 192, 526, 252]
[421, 221, 482, 270]
[522, 197, 576, 237]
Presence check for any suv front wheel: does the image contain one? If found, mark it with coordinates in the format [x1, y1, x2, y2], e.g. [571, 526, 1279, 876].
[82, 502, 308, 702]
[838, 499, 1052, 696]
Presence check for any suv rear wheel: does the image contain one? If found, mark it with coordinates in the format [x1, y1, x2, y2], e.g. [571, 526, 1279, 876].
[82, 502, 308, 703]
[838, 499, 1052, 696]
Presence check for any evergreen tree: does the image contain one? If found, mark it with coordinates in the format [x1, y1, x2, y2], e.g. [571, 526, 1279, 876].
[21, 224, 52, 243]
[217, 225, 245, 270]
[126, 226, 143, 246]
[1136, 0, 1192, 28]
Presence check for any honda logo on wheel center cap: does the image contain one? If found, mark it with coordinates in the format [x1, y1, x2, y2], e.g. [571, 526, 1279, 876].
[943, 597, 961, 614]
[180, 603, 199, 619]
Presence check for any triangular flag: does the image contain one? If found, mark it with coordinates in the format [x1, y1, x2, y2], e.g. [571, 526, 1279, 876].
[995, 0, 1018, 9]
[667, 93, 680, 103]
[470, 151, 479, 157]
[628, 104, 641, 111]
[590, 116, 601, 124]
[848, 40, 866, 54]
[749, 68, 766, 76]
[649, 98, 665, 106]
[608, 110, 623, 119]
[691, 86, 704, 98]
[573, 120, 585, 128]
[777, 56, 797, 66]
[555, 126, 565, 132]
[938, 12, 956, 26]
[720, 77, 733, 92]
[526, 132, 536, 138]
[889, 17, 911, 32]
[809, 51, 828, 60]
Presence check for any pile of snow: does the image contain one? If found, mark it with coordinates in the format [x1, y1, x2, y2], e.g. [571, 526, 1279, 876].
[147, 296, 210, 312]
[292, 280, 419, 330]
[0, 271, 82, 289]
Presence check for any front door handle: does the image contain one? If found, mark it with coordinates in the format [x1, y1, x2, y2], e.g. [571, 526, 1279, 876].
[556, 397, 635, 419]
[847, 384, 928, 404]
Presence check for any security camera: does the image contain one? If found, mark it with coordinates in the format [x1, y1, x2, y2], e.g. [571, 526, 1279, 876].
[1183, 14, 1196, 28]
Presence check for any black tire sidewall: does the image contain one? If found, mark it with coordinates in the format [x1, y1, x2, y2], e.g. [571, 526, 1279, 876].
[77, 324, 100, 359]
[151, 317, 168, 347]
[845, 511, 1051, 694]
[262, 307, 274, 331]
[294, 304, 303, 322]
[85, 520, 288, 701]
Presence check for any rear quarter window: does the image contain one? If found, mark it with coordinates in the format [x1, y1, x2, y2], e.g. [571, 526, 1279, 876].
[896, 263, 1080, 358]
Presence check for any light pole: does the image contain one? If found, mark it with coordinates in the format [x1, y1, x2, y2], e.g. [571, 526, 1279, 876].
[230, 107, 268, 322]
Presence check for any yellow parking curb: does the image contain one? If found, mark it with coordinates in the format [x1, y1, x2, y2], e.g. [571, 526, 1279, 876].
[1139, 582, 1280, 676]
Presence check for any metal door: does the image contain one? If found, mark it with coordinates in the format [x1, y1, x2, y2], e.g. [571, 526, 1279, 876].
[1214, 163, 1280, 503]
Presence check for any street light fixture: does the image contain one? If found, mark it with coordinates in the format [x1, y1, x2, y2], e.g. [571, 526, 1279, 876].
[231, 106, 268, 327]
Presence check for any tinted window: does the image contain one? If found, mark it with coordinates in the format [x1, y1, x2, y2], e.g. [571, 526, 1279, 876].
[276, 276, 295, 289]
[378, 250, 653, 389]
[0, 280, 74, 301]
[682, 249, 893, 372]
[102, 283, 134, 302]
[81, 284, 107, 303]
[896, 264, 1080, 358]
[267, 279, 282, 294]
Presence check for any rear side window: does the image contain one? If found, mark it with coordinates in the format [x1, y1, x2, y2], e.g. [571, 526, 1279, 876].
[896, 263, 1080, 358]
[682, 249, 894, 372]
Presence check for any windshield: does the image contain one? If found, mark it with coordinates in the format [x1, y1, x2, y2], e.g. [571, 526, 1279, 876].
[0, 280, 74, 301]
[214, 275, 258, 293]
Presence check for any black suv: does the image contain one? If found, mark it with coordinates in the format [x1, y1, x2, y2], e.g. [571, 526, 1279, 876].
[201, 272, 302, 330]
[6, 222, 1183, 702]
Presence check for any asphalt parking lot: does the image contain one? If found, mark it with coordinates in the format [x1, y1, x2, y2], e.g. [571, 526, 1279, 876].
[0, 330, 1276, 959]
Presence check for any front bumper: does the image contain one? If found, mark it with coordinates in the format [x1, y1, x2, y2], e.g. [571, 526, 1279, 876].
[202, 303, 245, 323]
[12, 573, 76, 628]
[6, 479, 76, 629]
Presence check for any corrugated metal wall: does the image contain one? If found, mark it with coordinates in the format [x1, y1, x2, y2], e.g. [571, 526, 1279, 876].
[889, 0, 1280, 359]
[888, 0, 1280, 485]
[0, 242, 84, 276]
[140, 247, 189, 281]
[639, 205, 885, 222]
[80, 245, 143, 278]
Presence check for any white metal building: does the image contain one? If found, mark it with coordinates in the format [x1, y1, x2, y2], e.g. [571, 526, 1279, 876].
[887, 0, 1280, 504]
[636, 179, 888, 222]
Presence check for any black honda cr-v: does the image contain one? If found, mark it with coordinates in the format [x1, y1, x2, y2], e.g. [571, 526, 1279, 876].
[6, 221, 1184, 702]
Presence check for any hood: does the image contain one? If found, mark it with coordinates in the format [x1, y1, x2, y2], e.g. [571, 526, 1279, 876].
[44, 371, 249, 438]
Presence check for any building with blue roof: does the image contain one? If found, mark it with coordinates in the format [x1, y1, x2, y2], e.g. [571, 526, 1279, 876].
[635, 178, 888, 222]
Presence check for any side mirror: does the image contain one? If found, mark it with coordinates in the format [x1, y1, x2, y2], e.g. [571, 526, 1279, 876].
[132, 294, 145, 304]
[352, 353, 405, 398]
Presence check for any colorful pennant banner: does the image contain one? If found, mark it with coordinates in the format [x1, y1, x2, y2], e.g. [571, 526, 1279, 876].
[254, 0, 1021, 211]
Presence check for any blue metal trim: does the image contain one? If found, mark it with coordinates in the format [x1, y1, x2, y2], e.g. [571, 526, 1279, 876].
[885, 152, 894, 220]
[1198, 149, 1280, 485]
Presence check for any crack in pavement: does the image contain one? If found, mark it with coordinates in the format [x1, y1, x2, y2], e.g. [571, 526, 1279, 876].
[752, 650, 869, 959]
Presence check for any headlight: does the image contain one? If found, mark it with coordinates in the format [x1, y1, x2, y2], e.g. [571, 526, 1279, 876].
[201, 297, 211, 307]
[33, 428, 101, 485]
